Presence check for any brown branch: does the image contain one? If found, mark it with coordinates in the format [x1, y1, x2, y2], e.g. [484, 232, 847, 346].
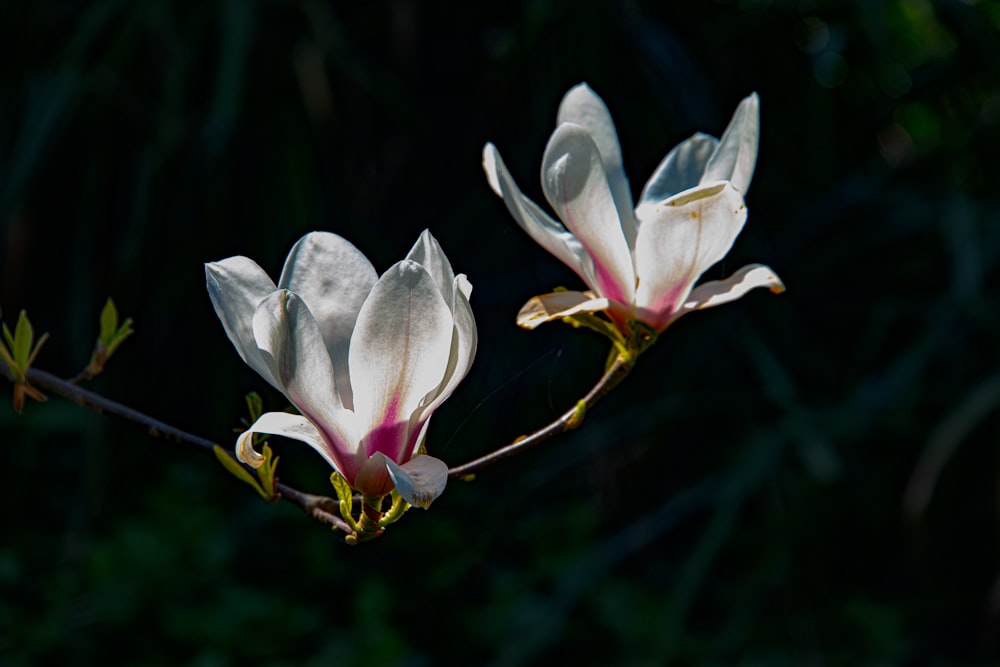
[0, 360, 352, 534]
[2, 352, 634, 528]
[447, 354, 633, 478]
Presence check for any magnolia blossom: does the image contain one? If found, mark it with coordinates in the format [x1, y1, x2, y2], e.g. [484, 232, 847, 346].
[483, 83, 783, 334]
[205, 230, 476, 507]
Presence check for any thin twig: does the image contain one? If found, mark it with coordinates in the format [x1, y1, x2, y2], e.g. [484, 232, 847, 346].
[447, 354, 633, 478]
[0, 360, 351, 533]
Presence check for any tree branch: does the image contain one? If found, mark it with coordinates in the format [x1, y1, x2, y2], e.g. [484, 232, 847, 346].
[2, 352, 633, 529]
[0, 360, 353, 534]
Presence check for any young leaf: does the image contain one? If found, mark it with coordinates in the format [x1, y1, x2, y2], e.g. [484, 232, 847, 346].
[213, 445, 268, 500]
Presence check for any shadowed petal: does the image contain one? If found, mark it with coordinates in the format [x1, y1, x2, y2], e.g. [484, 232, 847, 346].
[542, 124, 635, 304]
[636, 133, 719, 221]
[556, 83, 637, 247]
[419, 274, 477, 420]
[633, 183, 748, 329]
[516, 291, 611, 330]
[483, 143, 595, 286]
[252, 291, 356, 459]
[278, 231, 377, 409]
[349, 261, 453, 464]
[205, 257, 279, 388]
[383, 453, 448, 508]
[680, 263, 784, 314]
[235, 411, 336, 470]
[700, 93, 760, 194]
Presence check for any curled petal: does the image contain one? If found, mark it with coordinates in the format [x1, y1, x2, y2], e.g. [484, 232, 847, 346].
[556, 83, 636, 247]
[516, 291, 611, 330]
[384, 453, 449, 509]
[542, 124, 635, 304]
[483, 143, 595, 286]
[680, 263, 784, 314]
[277, 232, 377, 409]
[236, 411, 335, 470]
[701, 93, 760, 194]
[205, 257, 279, 388]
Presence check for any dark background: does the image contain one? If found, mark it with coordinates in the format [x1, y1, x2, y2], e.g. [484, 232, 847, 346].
[2, 0, 1000, 665]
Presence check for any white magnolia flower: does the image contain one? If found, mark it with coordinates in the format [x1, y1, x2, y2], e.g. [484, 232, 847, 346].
[205, 230, 476, 507]
[483, 83, 783, 334]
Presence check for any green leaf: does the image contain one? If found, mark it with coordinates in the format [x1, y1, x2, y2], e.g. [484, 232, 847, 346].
[256, 443, 279, 502]
[245, 392, 264, 423]
[2, 323, 14, 352]
[12, 311, 33, 367]
[213, 445, 268, 500]
[99, 298, 119, 341]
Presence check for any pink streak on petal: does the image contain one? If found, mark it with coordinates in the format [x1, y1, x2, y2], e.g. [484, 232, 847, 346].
[285, 387, 359, 481]
[641, 282, 688, 332]
[555, 160, 631, 305]
[361, 392, 418, 466]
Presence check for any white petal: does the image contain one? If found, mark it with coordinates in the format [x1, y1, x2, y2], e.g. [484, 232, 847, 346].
[349, 261, 454, 465]
[542, 124, 636, 304]
[382, 453, 448, 509]
[251, 291, 356, 459]
[680, 263, 784, 313]
[636, 133, 719, 220]
[700, 93, 760, 194]
[633, 182, 748, 330]
[405, 230, 455, 299]
[205, 257, 279, 388]
[516, 291, 611, 330]
[419, 274, 477, 419]
[483, 143, 596, 286]
[556, 83, 637, 247]
[235, 411, 337, 471]
[277, 231, 377, 409]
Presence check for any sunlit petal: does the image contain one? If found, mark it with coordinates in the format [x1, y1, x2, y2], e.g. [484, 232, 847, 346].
[405, 230, 455, 298]
[235, 411, 335, 470]
[251, 291, 356, 456]
[483, 143, 596, 286]
[542, 124, 635, 304]
[556, 83, 637, 247]
[680, 263, 784, 313]
[420, 275, 477, 418]
[700, 93, 760, 194]
[205, 257, 279, 388]
[349, 261, 453, 464]
[278, 232, 377, 409]
[633, 182, 748, 329]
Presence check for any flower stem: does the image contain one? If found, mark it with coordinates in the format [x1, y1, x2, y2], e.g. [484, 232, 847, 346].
[446, 352, 633, 478]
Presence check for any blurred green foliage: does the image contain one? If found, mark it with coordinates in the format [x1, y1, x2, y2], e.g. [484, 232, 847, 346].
[2, 0, 1000, 665]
